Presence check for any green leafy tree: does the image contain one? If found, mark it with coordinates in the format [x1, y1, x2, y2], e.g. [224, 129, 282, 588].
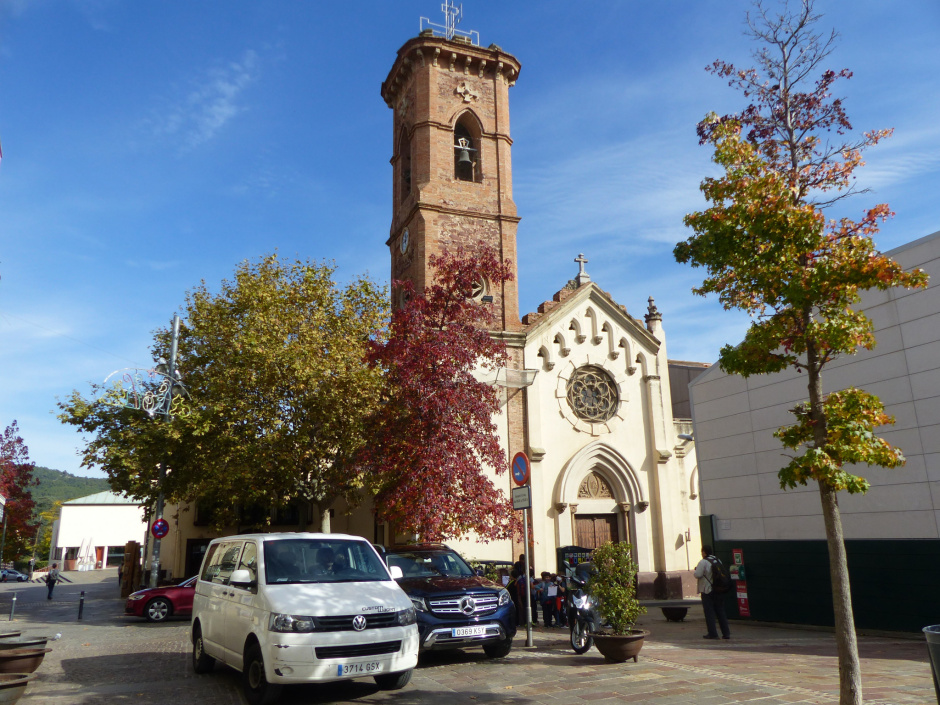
[33, 500, 61, 568]
[674, 3, 927, 702]
[59, 254, 388, 531]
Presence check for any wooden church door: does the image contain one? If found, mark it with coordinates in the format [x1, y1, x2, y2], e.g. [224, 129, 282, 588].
[575, 515, 619, 549]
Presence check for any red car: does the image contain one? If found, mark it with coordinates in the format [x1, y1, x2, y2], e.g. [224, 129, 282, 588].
[124, 576, 196, 622]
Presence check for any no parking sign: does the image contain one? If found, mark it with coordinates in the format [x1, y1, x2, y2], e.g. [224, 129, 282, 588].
[151, 518, 169, 539]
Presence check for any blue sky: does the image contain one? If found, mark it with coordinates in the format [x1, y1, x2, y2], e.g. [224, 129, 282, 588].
[2, 1, 938, 478]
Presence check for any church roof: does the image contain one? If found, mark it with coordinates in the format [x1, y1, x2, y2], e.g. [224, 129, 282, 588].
[520, 279, 646, 332]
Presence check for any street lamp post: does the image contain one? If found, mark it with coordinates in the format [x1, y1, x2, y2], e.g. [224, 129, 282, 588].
[149, 313, 181, 589]
[100, 312, 187, 590]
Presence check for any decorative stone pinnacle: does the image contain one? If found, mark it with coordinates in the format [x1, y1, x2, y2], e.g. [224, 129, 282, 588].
[574, 253, 590, 285]
[645, 296, 662, 323]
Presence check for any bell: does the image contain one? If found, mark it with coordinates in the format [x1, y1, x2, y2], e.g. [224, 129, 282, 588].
[457, 148, 472, 166]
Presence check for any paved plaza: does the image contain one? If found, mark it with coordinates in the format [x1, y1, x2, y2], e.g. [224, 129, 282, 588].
[2, 570, 934, 704]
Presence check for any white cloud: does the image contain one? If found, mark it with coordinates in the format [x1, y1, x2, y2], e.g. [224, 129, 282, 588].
[150, 50, 260, 151]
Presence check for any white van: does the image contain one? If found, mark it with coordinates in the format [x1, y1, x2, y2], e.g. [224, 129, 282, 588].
[191, 533, 419, 704]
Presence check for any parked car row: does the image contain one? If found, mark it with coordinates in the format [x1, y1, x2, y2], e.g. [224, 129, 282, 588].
[121, 534, 518, 704]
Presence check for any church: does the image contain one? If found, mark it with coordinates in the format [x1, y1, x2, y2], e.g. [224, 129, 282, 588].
[153, 19, 706, 597]
[376, 24, 705, 597]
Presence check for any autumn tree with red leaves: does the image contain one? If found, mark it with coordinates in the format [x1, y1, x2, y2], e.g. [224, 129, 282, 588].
[362, 245, 519, 542]
[675, 3, 927, 703]
[0, 422, 39, 564]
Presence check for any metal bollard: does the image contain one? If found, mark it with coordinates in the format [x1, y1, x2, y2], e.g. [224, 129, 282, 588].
[77, 591, 85, 621]
[8, 594, 15, 621]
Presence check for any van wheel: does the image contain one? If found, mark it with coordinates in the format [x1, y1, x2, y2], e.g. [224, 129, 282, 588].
[483, 636, 513, 658]
[243, 642, 283, 705]
[374, 668, 413, 690]
[192, 625, 215, 674]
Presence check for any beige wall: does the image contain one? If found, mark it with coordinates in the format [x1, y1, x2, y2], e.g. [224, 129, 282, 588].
[690, 230, 940, 541]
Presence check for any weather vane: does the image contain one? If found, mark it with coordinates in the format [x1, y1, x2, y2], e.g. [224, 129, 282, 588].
[420, 1, 479, 46]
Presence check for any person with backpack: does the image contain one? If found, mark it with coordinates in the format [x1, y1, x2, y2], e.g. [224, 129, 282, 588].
[45, 563, 61, 600]
[694, 545, 731, 640]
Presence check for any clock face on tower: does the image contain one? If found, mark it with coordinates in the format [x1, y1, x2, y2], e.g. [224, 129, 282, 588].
[400, 228, 410, 254]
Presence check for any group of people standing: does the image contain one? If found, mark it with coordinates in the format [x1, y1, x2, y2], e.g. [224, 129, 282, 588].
[501, 547, 732, 642]
[507, 556, 568, 628]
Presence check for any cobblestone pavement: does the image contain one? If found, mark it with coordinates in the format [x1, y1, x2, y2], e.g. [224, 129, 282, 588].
[0, 571, 934, 704]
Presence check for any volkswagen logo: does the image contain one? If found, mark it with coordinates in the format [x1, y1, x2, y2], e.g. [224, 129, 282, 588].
[352, 615, 367, 631]
[459, 596, 477, 615]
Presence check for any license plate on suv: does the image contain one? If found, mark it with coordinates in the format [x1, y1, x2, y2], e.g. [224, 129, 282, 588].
[337, 661, 383, 676]
[452, 625, 486, 637]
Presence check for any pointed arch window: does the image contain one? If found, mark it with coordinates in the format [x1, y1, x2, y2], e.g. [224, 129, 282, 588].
[454, 121, 478, 182]
[398, 129, 412, 202]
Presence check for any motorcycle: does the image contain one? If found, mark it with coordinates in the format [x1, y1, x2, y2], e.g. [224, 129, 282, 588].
[564, 562, 600, 654]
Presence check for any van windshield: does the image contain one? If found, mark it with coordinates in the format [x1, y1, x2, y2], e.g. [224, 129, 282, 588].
[264, 539, 390, 585]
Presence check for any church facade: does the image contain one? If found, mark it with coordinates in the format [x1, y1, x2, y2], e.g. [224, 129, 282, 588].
[149, 28, 705, 596]
[378, 31, 704, 596]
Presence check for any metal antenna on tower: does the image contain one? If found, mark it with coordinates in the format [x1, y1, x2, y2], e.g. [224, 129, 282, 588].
[420, 1, 480, 46]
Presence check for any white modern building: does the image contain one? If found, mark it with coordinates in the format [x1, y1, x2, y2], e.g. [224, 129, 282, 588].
[688, 230, 940, 631]
[50, 491, 145, 571]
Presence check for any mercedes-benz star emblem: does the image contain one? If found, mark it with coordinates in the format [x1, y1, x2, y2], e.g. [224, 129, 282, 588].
[459, 596, 476, 615]
[352, 615, 367, 631]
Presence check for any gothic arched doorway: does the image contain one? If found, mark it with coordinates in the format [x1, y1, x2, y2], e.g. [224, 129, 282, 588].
[573, 471, 623, 549]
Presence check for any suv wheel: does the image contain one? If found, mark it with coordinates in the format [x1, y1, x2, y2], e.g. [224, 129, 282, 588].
[374, 668, 413, 690]
[192, 625, 215, 674]
[482, 636, 513, 658]
[243, 642, 283, 705]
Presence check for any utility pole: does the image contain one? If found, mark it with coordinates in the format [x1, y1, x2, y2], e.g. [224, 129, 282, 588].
[149, 313, 180, 589]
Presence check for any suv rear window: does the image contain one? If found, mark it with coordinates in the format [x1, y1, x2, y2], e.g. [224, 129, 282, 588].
[387, 549, 475, 578]
[263, 538, 389, 585]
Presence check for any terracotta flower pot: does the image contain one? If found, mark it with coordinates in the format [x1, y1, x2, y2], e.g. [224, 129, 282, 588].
[590, 629, 649, 663]
[0, 649, 51, 674]
[0, 673, 35, 704]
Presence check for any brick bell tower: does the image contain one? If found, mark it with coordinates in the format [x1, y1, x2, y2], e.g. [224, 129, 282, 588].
[380, 21, 522, 332]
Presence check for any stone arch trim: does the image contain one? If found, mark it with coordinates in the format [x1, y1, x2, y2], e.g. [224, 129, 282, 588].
[450, 107, 485, 137]
[554, 441, 646, 509]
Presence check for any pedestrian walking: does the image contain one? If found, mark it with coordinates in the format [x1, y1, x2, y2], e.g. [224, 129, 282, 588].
[694, 545, 730, 640]
[45, 563, 61, 600]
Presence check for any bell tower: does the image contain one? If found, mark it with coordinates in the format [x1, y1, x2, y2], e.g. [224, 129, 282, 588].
[381, 16, 522, 331]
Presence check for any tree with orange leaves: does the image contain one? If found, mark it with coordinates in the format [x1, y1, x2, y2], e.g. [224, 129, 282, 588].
[674, 3, 927, 703]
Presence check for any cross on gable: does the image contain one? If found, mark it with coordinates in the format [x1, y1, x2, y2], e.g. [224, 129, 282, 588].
[575, 253, 591, 285]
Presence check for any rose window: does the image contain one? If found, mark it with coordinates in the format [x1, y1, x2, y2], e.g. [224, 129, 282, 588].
[566, 366, 618, 423]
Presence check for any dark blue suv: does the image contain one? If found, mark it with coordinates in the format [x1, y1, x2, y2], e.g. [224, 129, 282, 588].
[382, 544, 516, 658]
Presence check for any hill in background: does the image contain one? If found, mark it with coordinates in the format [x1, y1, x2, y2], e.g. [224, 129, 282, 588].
[31, 466, 111, 516]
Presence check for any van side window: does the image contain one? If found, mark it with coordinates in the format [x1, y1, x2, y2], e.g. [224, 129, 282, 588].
[202, 541, 243, 585]
[200, 544, 220, 581]
[238, 542, 258, 584]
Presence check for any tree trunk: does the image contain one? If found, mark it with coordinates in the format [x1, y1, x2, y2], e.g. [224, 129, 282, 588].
[806, 334, 861, 704]
[818, 482, 862, 705]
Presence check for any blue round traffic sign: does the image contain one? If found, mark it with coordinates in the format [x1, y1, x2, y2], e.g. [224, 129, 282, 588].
[151, 518, 169, 539]
[511, 452, 530, 487]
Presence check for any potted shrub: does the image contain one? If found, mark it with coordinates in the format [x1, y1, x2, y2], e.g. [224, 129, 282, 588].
[588, 541, 649, 663]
